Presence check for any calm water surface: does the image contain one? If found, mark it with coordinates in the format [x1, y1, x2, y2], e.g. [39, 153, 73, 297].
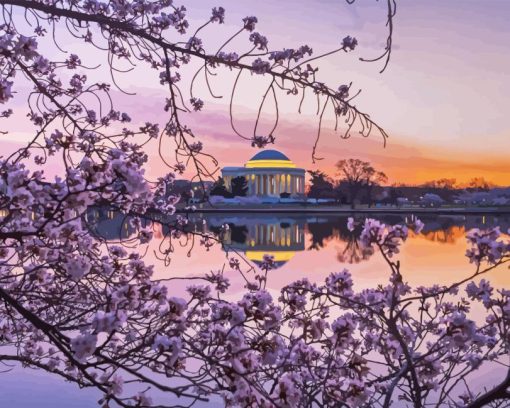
[4, 212, 510, 407]
[148, 213, 510, 293]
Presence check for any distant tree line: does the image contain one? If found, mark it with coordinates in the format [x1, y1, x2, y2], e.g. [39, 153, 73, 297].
[419, 177, 495, 191]
[307, 159, 501, 208]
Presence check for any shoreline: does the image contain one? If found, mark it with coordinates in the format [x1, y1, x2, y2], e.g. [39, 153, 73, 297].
[176, 206, 510, 215]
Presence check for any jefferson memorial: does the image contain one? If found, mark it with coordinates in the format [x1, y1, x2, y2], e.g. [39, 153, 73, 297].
[221, 150, 306, 197]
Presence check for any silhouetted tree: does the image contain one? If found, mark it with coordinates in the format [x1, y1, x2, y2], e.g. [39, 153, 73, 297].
[422, 178, 457, 189]
[336, 159, 386, 208]
[467, 177, 494, 191]
[380, 188, 404, 207]
[231, 176, 248, 197]
[210, 177, 232, 198]
[365, 170, 387, 207]
[307, 171, 335, 203]
[333, 184, 347, 204]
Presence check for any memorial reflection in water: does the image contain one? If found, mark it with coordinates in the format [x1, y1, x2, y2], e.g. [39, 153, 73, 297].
[213, 217, 306, 268]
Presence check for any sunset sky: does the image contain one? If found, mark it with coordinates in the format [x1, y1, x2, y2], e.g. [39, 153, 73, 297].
[183, 0, 509, 185]
[3, 0, 509, 185]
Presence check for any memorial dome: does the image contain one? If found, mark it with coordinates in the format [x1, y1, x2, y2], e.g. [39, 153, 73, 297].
[245, 149, 296, 168]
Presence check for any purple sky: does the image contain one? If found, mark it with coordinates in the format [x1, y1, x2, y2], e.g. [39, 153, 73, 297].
[3, 0, 509, 184]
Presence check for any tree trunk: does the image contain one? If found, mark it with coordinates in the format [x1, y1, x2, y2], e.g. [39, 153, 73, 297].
[366, 186, 371, 208]
[349, 186, 356, 209]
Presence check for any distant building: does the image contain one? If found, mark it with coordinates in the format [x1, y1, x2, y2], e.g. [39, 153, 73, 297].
[221, 150, 305, 197]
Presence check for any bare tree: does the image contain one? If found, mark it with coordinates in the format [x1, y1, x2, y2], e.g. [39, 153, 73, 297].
[336, 158, 387, 208]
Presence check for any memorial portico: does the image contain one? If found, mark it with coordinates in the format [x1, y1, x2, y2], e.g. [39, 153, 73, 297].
[221, 150, 305, 197]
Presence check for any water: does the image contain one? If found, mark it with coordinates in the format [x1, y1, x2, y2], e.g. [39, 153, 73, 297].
[4, 211, 509, 407]
[136, 212, 510, 293]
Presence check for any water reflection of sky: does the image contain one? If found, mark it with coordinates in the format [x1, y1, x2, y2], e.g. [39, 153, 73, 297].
[6, 210, 510, 407]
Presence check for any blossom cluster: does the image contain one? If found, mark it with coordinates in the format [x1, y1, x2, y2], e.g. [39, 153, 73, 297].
[2, 193, 508, 407]
[347, 216, 424, 258]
